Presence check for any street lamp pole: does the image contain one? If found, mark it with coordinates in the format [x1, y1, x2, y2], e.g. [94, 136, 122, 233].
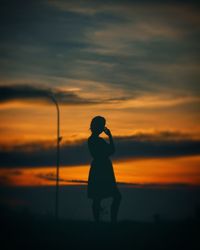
[49, 95, 61, 220]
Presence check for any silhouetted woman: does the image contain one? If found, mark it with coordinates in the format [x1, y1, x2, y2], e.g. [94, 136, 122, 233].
[87, 116, 121, 223]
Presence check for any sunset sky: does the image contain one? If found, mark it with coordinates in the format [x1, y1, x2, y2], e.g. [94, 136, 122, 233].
[0, 0, 200, 192]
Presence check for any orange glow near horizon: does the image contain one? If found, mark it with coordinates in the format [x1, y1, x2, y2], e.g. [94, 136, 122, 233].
[1, 101, 200, 146]
[0, 155, 200, 187]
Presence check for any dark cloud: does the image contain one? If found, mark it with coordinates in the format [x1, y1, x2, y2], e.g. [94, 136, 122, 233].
[0, 132, 199, 168]
[0, 84, 131, 105]
[0, 85, 97, 105]
[114, 134, 200, 160]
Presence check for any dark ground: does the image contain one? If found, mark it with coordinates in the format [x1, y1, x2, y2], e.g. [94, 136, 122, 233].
[1, 205, 199, 250]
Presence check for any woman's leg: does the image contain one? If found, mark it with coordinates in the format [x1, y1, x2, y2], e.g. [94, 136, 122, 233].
[111, 190, 121, 223]
[92, 198, 101, 222]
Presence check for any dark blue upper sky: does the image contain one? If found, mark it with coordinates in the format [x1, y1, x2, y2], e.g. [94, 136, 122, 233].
[1, 0, 199, 99]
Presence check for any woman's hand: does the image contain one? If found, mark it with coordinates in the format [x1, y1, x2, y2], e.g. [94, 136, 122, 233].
[104, 127, 112, 137]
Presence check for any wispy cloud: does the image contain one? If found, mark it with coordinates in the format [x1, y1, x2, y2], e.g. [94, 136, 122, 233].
[116, 94, 200, 109]
[1, 0, 199, 99]
[35, 172, 199, 189]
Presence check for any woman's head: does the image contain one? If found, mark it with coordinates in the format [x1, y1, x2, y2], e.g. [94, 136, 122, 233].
[90, 116, 106, 135]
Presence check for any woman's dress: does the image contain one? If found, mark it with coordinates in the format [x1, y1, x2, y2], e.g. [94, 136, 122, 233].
[87, 135, 119, 199]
